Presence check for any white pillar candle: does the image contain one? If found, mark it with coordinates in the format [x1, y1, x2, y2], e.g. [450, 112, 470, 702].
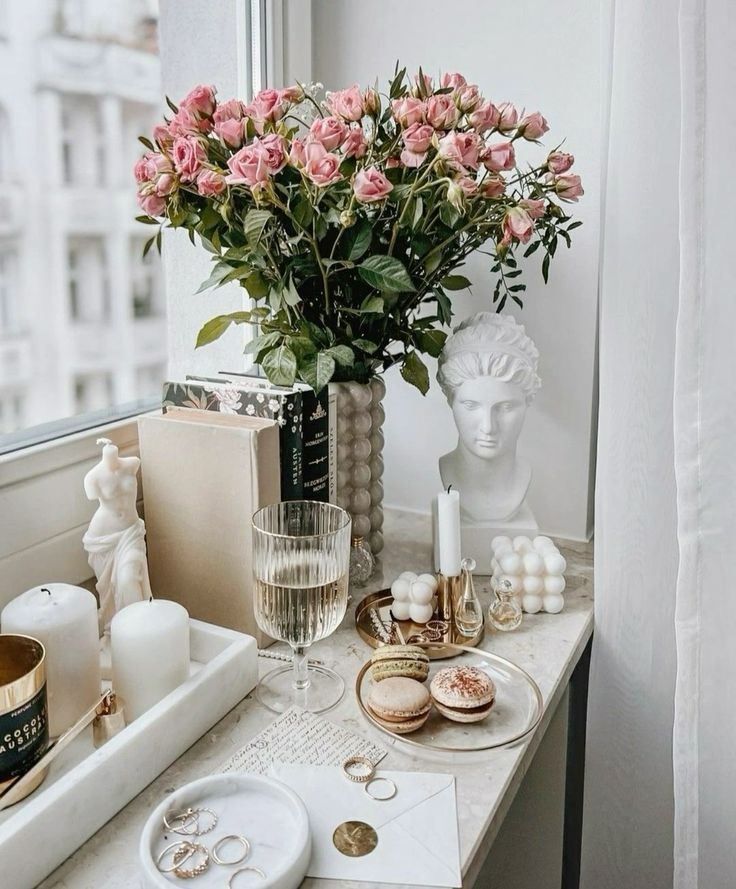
[111, 599, 189, 723]
[437, 488, 462, 577]
[1, 584, 100, 737]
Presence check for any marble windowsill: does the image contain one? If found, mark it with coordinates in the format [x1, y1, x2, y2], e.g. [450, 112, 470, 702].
[39, 509, 593, 889]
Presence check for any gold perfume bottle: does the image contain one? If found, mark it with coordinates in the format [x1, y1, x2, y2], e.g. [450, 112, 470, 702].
[488, 577, 523, 632]
[454, 558, 484, 638]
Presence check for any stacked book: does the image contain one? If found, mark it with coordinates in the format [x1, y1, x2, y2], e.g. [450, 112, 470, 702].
[162, 373, 337, 503]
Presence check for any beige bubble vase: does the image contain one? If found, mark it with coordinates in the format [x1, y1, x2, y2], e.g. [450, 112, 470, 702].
[329, 378, 385, 561]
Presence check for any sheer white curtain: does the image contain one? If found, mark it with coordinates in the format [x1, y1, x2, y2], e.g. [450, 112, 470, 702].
[582, 0, 736, 886]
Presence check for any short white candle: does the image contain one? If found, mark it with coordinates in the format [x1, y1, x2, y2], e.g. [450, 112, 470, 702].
[111, 599, 189, 723]
[437, 488, 462, 577]
[1, 583, 100, 737]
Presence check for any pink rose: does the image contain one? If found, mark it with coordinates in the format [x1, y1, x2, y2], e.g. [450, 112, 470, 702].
[413, 71, 434, 96]
[353, 166, 393, 202]
[468, 101, 500, 132]
[519, 111, 549, 141]
[172, 136, 206, 181]
[213, 99, 247, 124]
[363, 87, 380, 116]
[289, 137, 307, 167]
[304, 140, 342, 186]
[547, 150, 574, 174]
[401, 122, 434, 155]
[180, 84, 216, 118]
[137, 190, 166, 217]
[153, 124, 173, 149]
[391, 97, 426, 128]
[196, 169, 227, 196]
[426, 94, 459, 130]
[342, 127, 367, 159]
[326, 85, 364, 121]
[456, 84, 482, 113]
[503, 207, 534, 243]
[438, 131, 481, 171]
[458, 176, 478, 196]
[134, 153, 154, 183]
[482, 141, 516, 172]
[440, 72, 467, 90]
[400, 149, 425, 168]
[258, 134, 288, 173]
[480, 175, 505, 198]
[169, 107, 209, 137]
[519, 198, 546, 219]
[279, 85, 303, 103]
[251, 88, 286, 122]
[215, 118, 246, 149]
[226, 144, 270, 188]
[496, 102, 519, 131]
[309, 116, 348, 151]
[553, 173, 584, 201]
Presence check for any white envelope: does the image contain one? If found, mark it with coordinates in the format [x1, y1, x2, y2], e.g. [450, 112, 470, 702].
[270, 762, 461, 887]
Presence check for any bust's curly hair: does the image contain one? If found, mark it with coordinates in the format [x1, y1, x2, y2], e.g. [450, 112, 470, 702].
[437, 312, 541, 404]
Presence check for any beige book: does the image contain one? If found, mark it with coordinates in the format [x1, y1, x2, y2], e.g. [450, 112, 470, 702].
[138, 408, 280, 646]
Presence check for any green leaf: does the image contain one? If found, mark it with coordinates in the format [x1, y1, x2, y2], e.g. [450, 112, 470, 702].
[262, 344, 298, 387]
[400, 351, 430, 395]
[244, 270, 269, 299]
[523, 240, 541, 257]
[358, 255, 416, 293]
[417, 329, 448, 358]
[195, 312, 253, 348]
[343, 220, 372, 261]
[435, 290, 453, 325]
[353, 339, 379, 354]
[244, 209, 273, 248]
[542, 253, 551, 284]
[324, 345, 354, 367]
[292, 198, 313, 229]
[138, 136, 155, 151]
[165, 96, 179, 114]
[439, 202, 461, 228]
[244, 331, 281, 355]
[424, 250, 442, 275]
[299, 352, 336, 392]
[411, 196, 424, 229]
[360, 295, 385, 314]
[283, 277, 301, 307]
[195, 263, 233, 294]
[441, 274, 472, 291]
[135, 214, 158, 225]
[287, 336, 317, 361]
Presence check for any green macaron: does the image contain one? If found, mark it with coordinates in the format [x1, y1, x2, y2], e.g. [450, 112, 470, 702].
[369, 644, 430, 683]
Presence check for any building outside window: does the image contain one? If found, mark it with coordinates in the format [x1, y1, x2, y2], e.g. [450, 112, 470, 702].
[68, 237, 110, 323]
[130, 236, 162, 319]
[0, 247, 19, 333]
[73, 371, 114, 414]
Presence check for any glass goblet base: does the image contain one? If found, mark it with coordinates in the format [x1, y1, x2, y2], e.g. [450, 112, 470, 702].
[256, 664, 345, 714]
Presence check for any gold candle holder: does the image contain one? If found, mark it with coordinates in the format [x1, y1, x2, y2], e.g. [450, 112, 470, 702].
[435, 573, 462, 640]
[0, 634, 49, 802]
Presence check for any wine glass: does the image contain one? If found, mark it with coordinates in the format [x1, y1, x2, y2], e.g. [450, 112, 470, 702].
[252, 501, 352, 713]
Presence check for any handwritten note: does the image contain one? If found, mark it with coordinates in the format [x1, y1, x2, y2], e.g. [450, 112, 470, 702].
[219, 707, 387, 776]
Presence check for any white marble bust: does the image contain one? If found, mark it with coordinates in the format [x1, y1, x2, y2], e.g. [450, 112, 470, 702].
[437, 312, 541, 528]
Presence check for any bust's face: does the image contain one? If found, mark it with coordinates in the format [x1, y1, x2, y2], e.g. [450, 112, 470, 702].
[450, 376, 527, 460]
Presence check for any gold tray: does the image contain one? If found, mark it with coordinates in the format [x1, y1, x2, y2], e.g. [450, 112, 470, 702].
[356, 642, 543, 753]
[355, 589, 484, 659]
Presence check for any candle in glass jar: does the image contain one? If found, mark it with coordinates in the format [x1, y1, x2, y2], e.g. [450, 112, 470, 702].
[437, 488, 462, 577]
[110, 599, 189, 723]
[0, 584, 100, 737]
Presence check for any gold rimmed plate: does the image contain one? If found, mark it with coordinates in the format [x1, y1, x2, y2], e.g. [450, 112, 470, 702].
[355, 590, 484, 659]
[355, 642, 543, 753]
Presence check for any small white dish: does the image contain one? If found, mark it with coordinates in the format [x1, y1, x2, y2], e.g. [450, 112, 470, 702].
[139, 773, 311, 889]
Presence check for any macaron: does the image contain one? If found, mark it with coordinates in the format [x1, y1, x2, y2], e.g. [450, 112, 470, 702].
[430, 666, 496, 724]
[367, 676, 431, 734]
[370, 644, 430, 683]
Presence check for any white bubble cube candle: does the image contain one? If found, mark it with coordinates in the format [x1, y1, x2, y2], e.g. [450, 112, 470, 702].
[390, 571, 439, 624]
[490, 535, 566, 614]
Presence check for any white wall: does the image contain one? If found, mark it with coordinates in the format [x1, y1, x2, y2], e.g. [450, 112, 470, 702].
[311, 0, 602, 540]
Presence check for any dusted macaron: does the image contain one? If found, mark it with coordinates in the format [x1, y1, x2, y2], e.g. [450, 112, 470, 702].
[367, 676, 431, 734]
[430, 666, 496, 724]
[370, 644, 430, 683]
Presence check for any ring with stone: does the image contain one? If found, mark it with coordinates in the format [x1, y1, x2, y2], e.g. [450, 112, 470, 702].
[342, 755, 375, 783]
[156, 840, 196, 873]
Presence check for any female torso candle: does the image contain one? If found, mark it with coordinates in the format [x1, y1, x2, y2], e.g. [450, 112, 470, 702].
[110, 599, 189, 723]
[0, 584, 100, 738]
[437, 487, 462, 577]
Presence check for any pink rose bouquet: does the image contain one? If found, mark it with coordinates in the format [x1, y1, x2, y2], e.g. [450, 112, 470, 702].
[135, 65, 582, 393]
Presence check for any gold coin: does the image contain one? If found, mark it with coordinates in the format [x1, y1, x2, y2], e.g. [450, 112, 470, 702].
[332, 820, 379, 857]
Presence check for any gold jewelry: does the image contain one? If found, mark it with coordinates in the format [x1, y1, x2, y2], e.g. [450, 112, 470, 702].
[163, 808, 199, 835]
[156, 841, 196, 873]
[172, 842, 209, 879]
[211, 834, 251, 865]
[190, 806, 218, 835]
[229, 865, 267, 885]
[342, 755, 375, 783]
[365, 776, 397, 801]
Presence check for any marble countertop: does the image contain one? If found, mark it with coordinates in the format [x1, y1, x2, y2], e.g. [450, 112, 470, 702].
[39, 510, 593, 889]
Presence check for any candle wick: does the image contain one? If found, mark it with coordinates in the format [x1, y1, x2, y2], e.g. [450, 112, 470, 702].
[149, 595, 153, 603]
[446, 484, 453, 494]
[41, 588, 51, 596]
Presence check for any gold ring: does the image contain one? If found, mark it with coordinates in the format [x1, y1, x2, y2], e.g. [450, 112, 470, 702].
[211, 834, 251, 865]
[342, 755, 375, 783]
[190, 806, 218, 835]
[365, 776, 397, 801]
[229, 865, 267, 885]
[156, 841, 195, 873]
[173, 842, 209, 878]
[163, 808, 199, 835]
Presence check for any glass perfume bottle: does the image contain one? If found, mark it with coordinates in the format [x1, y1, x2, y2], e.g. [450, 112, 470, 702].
[488, 578, 523, 632]
[349, 535, 375, 586]
[454, 557, 484, 638]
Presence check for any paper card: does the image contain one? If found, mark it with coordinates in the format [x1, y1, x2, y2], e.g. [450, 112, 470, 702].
[219, 706, 387, 775]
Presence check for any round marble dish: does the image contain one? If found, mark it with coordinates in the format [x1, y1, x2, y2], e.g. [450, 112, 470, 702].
[139, 774, 310, 889]
[356, 642, 543, 753]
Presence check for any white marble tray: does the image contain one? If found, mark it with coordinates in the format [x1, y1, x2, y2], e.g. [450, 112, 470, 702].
[0, 619, 258, 889]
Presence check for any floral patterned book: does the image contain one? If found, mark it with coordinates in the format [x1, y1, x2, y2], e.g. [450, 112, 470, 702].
[162, 378, 304, 501]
